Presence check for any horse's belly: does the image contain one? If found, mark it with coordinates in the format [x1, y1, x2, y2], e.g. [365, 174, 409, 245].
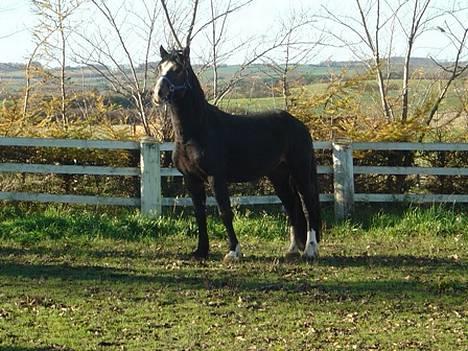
[226, 174, 261, 183]
[225, 159, 282, 182]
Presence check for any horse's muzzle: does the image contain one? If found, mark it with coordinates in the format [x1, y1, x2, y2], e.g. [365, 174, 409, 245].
[153, 79, 168, 105]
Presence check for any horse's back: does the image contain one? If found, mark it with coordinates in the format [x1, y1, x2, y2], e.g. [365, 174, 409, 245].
[224, 109, 312, 153]
[209, 108, 313, 181]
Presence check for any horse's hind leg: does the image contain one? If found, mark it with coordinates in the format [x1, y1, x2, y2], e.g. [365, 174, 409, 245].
[290, 163, 321, 259]
[269, 171, 306, 256]
[290, 183, 308, 252]
[209, 176, 241, 261]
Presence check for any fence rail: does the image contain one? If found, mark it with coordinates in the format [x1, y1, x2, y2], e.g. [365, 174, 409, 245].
[1, 137, 467, 220]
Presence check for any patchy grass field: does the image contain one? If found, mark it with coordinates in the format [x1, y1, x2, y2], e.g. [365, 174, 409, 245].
[216, 78, 466, 114]
[0, 205, 466, 350]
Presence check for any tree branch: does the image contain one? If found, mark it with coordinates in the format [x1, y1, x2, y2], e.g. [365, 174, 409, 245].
[186, 0, 199, 47]
[160, 0, 183, 48]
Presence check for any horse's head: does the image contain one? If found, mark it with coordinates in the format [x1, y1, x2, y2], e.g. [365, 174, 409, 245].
[153, 45, 192, 105]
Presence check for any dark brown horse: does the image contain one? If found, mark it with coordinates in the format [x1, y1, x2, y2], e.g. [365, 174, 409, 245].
[153, 46, 321, 261]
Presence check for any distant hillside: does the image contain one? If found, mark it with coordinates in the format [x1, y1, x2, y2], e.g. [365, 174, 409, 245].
[0, 63, 28, 71]
[0, 57, 458, 97]
[320, 56, 439, 67]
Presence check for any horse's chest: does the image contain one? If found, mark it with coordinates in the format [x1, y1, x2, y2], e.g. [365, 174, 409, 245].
[173, 143, 206, 178]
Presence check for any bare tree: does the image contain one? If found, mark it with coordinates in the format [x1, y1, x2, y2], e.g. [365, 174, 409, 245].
[210, 24, 323, 106]
[207, 0, 234, 101]
[356, 0, 396, 120]
[399, 0, 431, 121]
[261, 10, 323, 110]
[322, 0, 467, 125]
[321, 0, 405, 120]
[23, 30, 55, 118]
[160, 0, 319, 106]
[31, 0, 83, 127]
[427, 15, 467, 127]
[198, 0, 253, 102]
[160, 0, 200, 48]
[75, 0, 162, 136]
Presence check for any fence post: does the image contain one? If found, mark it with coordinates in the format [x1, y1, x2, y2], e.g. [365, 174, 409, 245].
[332, 141, 354, 221]
[140, 137, 162, 217]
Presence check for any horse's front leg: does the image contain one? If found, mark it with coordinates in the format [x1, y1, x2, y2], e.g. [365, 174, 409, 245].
[185, 175, 209, 259]
[209, 176, 241, 261]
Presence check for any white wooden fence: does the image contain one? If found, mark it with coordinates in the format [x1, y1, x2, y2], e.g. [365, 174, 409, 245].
[1, 137, 467, 220]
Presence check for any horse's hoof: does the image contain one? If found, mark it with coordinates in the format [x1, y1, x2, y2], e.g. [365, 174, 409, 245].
[302, 246, 319, 261]
[287, 227, 304, 256]
[223, 254, 240, 263]
[192, 249, 208, 260]
[284, 250, 301, 261]
[285, 236, 301, 259]
[301, 253, 318, 262]
[223, 244, 242, 263]
[302, 230, 319, 261]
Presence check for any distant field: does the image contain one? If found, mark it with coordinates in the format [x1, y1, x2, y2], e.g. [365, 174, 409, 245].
[0, 69, 115, 93]
[1, 64, 338, 94]
[218, 96, 284, 112]
[218, 79, 466, 114]
[199, 63, 339, 81]
[1, 64, 465, 119]
[0, 62, 442, 94]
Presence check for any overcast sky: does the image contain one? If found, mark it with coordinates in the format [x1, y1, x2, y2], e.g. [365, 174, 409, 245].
[0, 0, 465, 65]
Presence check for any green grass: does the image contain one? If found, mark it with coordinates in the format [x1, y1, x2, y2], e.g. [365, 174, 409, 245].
[0, 205, 466, 350]
[218, 78, 465, 115]
[218, 96, 284, 112]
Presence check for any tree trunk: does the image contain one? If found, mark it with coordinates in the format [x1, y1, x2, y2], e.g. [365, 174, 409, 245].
[58, 0, 68, 127]
[375, 59, 393, 120]
[401, 39, 413, 121]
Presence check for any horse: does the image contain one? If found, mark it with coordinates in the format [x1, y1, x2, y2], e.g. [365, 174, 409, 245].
[153, 45, 321, 261]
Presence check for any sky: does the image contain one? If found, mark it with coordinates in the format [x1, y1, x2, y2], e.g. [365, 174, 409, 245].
[0, 0, 466, 66]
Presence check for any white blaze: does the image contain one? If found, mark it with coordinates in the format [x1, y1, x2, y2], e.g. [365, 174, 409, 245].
[159, 61, 176, 75]
[154, 61, 176, 103]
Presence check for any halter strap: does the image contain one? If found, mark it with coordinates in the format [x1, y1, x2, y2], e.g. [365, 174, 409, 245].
[158, 74, 192, 102]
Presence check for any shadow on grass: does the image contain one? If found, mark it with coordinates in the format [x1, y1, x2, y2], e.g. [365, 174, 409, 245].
[0, 254, 465, 299]
[0, 347, 71, 351]
[1, 244, 464, 269]
[243, 252, 466, 270]
[0, 245, 173, 261]
[317, 254, 465, 268]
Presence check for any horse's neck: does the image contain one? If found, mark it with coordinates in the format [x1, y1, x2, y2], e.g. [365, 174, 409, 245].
[170, 94, 207, 144]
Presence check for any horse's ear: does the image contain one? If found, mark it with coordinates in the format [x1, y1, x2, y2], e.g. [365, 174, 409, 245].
[160, 45, 169, 59]
[183, 46, 190, 59]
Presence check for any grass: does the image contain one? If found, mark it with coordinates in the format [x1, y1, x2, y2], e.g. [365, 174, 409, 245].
[216, 78, 466, 116]
[0, 205, 466, 350]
